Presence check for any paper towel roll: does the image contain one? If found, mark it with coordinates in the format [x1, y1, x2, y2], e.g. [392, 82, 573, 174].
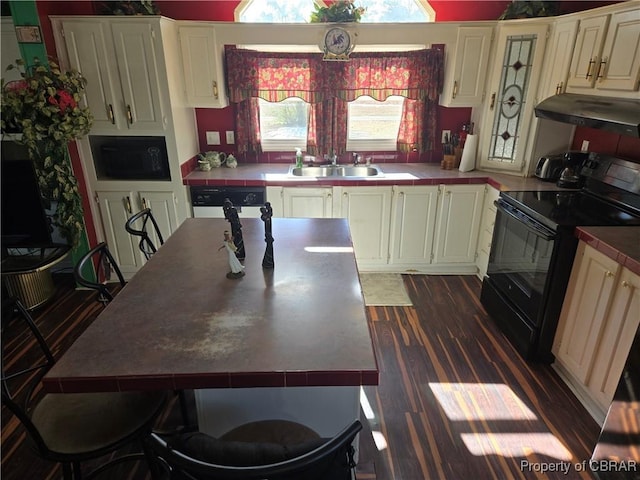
[459, 134, 478, 172]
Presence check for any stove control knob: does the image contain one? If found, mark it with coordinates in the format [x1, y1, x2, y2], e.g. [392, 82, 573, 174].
[244, 193, 257, 205]
[586, 159, 599, 169]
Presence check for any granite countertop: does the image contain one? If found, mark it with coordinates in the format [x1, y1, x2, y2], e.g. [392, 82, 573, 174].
[183, 162, 569, 192]
[576, 226, 640, 276]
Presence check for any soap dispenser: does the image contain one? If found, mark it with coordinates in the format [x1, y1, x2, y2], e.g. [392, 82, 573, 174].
[295, 148, 303, 168]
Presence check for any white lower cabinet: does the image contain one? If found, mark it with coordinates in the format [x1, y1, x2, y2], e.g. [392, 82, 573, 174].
[95, 189, 179, 278]
[432, 184, 484, 265]
[337, 186, 393, 267]
[282, 187, 333, 218]
[553, 242, 640, 422]
[389, 186, 439, 266]
[270, 184, 486, 272]
[476, 185, 500, 280]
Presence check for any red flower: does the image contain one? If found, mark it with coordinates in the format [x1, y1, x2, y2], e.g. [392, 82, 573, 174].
[48, 89, 77, 113]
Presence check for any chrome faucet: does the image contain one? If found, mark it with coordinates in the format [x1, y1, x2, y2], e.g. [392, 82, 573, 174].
[325, 152, 338, 166]
[352, 153, 361, 165]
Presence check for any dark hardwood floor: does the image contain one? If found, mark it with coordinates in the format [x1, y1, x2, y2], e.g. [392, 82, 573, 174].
[2, 274, 602, 480]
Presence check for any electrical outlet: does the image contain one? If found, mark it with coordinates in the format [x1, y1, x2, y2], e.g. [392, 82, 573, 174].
[581, 140, 589, 152]
[226, 131, 235, 144]
[442, 130, 451, 143]
[206, 131, 221, 145]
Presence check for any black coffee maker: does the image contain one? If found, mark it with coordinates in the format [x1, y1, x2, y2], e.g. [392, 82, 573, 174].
[557, 151, 589, 188]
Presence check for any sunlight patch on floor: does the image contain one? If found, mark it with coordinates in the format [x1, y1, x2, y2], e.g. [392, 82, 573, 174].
[461, 432, 573, 461]
[360, 387, 388, 451]
[429, 382, 537, 421]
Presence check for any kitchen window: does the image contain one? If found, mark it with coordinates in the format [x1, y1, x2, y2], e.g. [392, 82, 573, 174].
[347, 96, 404, 152]
[259, 96, 404, 152]
[225, 46, 443, 156]
[259, 98, 309, 152]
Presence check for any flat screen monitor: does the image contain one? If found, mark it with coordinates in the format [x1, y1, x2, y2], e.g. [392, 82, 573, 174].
[1, 157, 53, 248]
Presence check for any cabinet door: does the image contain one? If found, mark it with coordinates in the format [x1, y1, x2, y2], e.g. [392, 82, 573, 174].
[587, 267, 640, 410]
[476, 185, 500, 279]
[440, 26, 493, 106]
[111, 22, 165, 131]
[567, 15, 609, 89]
[554, 243, 619, 383]
[61, 20, 123, 131]
[538, 19, 578, 99]
[338, 187, 392, 265]
[179, 25, 228, 108]
[389, 186, 438, 265]
[596, 9, 640, 92]
[282, 188, 333, 218]
[96, 190, 144, 276]
[479, 24, 548, 173]
[138, 190, 180, 244]
[433, 185, 483, 264]
[266, 186, 284, 218]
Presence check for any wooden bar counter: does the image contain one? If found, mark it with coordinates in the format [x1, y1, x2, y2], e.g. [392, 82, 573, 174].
[43, 218, 378, 436]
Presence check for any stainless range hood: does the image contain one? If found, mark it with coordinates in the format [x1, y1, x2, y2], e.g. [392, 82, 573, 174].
[534, 93, 640, 137]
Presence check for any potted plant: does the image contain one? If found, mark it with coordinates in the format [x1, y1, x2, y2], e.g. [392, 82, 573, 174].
[310, 1, 366, 23]
[498, 1, 559, 20]
[1, 58, 93, 248]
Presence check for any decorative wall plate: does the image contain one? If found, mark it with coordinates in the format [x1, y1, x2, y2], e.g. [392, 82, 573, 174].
[322, 26, 355, 61]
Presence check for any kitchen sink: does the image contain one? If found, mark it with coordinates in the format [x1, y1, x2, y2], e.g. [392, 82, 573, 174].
[334, 166, 381, 177]
[288, 165, 383, 178]
[289, 166, 335, 177]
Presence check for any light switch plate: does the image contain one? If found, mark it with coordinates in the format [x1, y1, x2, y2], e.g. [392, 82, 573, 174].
[206, 131, 221, 145]
[226, 131, 235, 144]
[442, 130, 451, 143]
[581, 140, 589, 152]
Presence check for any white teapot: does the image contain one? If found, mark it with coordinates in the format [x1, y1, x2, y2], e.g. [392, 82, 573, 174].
[205, 151, 226, 168]
[226, 154, 238, 168]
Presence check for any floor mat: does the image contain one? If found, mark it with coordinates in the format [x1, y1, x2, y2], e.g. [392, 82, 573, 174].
[359, 273, 413, 306]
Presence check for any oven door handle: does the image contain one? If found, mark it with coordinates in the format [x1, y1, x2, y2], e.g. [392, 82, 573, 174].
[495, 200, 556, 241]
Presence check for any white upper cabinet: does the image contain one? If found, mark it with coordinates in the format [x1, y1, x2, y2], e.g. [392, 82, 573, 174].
[178, 25, 228, 108]
[60, 18, 165, 133]
[537, 18, 579, 99]
[440, 26, 493, 107]
[566, 7, 640, 95]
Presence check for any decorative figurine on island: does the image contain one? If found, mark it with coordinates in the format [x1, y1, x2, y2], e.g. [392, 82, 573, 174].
[219, 230, 245, 279]
[223, 198, 245, 260]
[261, 202, 274, 269]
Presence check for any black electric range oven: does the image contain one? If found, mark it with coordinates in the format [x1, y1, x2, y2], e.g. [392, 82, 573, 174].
[481, 155, 640, 363]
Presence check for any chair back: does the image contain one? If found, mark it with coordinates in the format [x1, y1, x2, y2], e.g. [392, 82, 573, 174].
[146, 420, 363, 480]
[74, 242, 126, 305]
[1, 297, 58, 457]
[125, 208, 164, 260]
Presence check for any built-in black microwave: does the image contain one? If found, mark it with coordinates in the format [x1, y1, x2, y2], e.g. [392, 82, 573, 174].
[90, 136, 171, 181]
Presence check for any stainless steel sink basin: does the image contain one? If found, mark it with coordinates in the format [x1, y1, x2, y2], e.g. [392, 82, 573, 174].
[289, 166, 335, 177]
[335, 166, 381, 177]
[288, 165, 383, 178]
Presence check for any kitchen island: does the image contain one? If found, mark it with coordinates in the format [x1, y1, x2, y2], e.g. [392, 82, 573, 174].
[43, 218, 378, 436]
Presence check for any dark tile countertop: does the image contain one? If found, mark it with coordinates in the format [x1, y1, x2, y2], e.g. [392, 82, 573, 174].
[43, 218, 378, 393]
[183, 163, 569, 192]
[576, 226, 640, 276]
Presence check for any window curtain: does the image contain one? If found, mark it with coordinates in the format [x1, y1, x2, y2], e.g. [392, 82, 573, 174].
[225, 46, 443, 154]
